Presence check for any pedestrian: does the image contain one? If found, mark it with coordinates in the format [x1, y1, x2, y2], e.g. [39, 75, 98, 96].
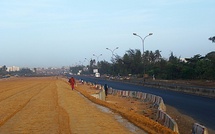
[69, 77, 76, 90]
[104, 84, 108, 96]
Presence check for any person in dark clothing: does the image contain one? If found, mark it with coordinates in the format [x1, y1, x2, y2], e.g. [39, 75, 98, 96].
[104, 84, 108, 96]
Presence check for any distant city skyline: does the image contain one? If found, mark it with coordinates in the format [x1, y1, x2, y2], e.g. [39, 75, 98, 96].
[1, 0, 214, 68]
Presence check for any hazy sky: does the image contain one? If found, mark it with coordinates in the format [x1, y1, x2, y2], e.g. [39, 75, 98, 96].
[1, 0, 214, 68]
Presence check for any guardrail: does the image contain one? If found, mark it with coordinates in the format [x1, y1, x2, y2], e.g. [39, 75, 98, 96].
[108, 88, 179, 133]
[146, 81, 215, 98]
[112, 78, 215, 98]
[85, 81, 179, 133]
[192, 123, 208, 134]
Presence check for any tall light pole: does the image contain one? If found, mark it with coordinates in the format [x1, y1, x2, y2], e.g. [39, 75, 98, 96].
[93, 54, 102, 64]
[84, 58, 90, 66]
[106, 47, 119, 62]
[106, 47, 119, 75]
[133, 33, 153, 84]
[79, 60, 83, 66]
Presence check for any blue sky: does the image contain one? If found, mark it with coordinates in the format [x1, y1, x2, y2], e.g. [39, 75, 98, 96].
[0, 0, 214, 68]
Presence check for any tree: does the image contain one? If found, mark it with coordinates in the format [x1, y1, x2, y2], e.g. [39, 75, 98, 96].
[169, 52, 179, 63]
[18, 68, 33, 76]
[209, 36, 215, 43]
[70, 66, 83, 75]
[97, 48, 215, 80]
[122, 49, 142, 75]
[205, 51, 215, 60]
[0, 65, 7, 75]
[98, 60, 112, 75]
[165, 52, 182, 79]
[154, 50, 162, 62]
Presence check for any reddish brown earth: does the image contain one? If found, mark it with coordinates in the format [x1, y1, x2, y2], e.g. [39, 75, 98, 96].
[0, 77, 213, 134]
[0, 77, 137, 134]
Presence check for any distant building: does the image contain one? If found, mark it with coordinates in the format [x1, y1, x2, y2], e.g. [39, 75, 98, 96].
[7, 66, 20, 72]
[180, 58, 188, 63]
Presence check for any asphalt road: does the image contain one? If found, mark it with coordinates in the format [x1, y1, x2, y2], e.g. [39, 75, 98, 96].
[73, 75, 215, 131]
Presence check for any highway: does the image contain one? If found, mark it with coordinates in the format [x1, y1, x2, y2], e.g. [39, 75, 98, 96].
[73, 75, 215, 131]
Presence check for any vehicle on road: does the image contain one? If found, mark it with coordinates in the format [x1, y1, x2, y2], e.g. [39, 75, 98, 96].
[95, 73, 100, 78]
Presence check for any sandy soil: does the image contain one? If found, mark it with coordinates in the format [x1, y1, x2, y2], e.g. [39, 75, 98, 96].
[0, 77, 141, 134]
[0, 77, 213, 134]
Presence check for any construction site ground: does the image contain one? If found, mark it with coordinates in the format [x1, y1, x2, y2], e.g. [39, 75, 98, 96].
[0, 77, 214, 134]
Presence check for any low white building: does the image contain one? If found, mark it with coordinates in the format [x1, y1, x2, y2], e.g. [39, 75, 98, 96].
[7, 66, 20, 72]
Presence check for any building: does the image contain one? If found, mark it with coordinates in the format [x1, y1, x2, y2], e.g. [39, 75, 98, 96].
[6, 66, 20, 72]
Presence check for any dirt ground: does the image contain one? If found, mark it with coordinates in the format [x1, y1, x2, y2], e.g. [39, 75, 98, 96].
[0, 77, 142, 134]
[0, 77, 213, 134]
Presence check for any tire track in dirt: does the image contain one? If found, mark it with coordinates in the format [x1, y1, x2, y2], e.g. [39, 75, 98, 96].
[0, 78, 39, 91]
[0, 78, 69, 133]
[0, 78, 52, 94]
[0, 83, 47, 103]
[0, 82, 33, 94]
[0, 77, 141, 133]
[54, 81, 71, 134]
[0, 82, 50, 127]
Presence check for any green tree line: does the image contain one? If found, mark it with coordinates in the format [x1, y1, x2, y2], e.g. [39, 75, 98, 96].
[76, 49, 215, 80]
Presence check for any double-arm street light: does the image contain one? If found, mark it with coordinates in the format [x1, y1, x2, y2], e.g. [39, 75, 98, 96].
[106, 47, 119, 75]
[93, 54, 102, 64]
[106, 47, 119, 62]
[133, 33, 153, 55]
[133, 33, 153, 84]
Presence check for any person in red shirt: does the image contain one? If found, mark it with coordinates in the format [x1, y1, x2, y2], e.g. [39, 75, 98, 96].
[68, 77, 76, 90]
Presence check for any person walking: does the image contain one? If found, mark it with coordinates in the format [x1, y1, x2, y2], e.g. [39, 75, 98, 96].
[69, 77, 76, 90]
[104, 84, 108, 96]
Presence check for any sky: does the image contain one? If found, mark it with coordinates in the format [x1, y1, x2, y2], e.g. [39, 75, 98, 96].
[0, 0, 215, 68]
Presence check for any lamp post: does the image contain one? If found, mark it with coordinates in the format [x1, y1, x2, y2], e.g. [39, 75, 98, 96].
[93, 54, 102, 64]
[106, 47, 119, 62]
[133, 33, 153, 84]
[79, 60, 83, 66]
[106, 47, 119, 75]
[84, 58, 90, 66]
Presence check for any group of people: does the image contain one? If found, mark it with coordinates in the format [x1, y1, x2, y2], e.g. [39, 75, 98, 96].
[68, 77, 109, 96]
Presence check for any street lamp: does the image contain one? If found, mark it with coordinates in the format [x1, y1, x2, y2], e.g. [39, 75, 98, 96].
[93, 54, 102, 64]
[79, 61, 83, 66]
[106, 47, 119, 62]
[133, 33, 153, 84]
[85, 58, 90, 66]
[106, 47, 119, 75]
[133, 33, 153, 55]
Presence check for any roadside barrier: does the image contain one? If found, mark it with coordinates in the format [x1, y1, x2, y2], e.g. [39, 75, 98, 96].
[98, 89, 106, 101]
[129, 91, 137, 98]
[74, 80, 177, 134]
[156, 110, 179, 133]
[83, 81, 178, 133]
[136, 91, 142, 99]
[145, 81, 215, 98]
[105, 88, 177, 132]
[192, 123, 208, 134]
